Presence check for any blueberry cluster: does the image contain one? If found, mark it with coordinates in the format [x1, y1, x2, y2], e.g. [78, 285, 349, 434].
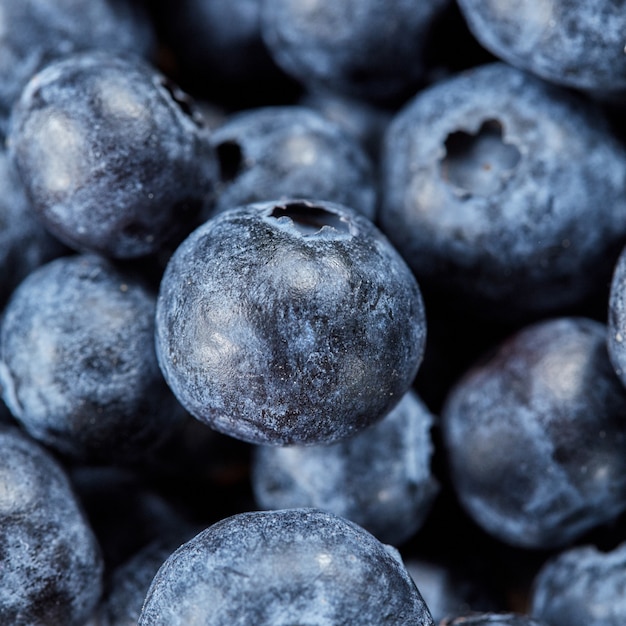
[3, 1, 626, 624]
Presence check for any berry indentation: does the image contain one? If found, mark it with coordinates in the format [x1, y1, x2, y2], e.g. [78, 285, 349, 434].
[269, 202, 353, 236]
[440, 119, 521, 196]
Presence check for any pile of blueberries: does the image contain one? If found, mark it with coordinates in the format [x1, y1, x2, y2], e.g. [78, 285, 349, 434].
[2, 1, 626, 624]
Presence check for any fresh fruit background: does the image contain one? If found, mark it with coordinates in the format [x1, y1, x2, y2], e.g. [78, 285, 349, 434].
[1, 1, 626, 624]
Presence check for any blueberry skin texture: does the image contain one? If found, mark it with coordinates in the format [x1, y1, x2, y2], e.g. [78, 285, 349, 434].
[607, 246, 626, 387]
[530, 542, 626, 626]
[0, 254, 183, 462]
[210, 106, 377, 221]
[139, 508, 435, 625]
[252, 390, 439, 545]
[8, 52, 217, 259]
[0, 147, 66, 311]
[441, 317, 626, 549]
[0, 0, 155, 139]
[380, 63, 626, 321]
[155, 199, 426, 445]
[260, 0, 450, 101]
[0, 424, 103, 625]
[456, 0, 626, 94]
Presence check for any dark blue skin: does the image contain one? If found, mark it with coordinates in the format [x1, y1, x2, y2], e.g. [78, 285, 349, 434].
[139, 508, 435, 625]
[154, 0, 297, 107]
[8, 51, 217, 259]
[456, 0, 626, 95]
[260, 0, 450, 102]
[0, 253, 184, 463]
[607, 246, 626, 388]
[380, 63, 626, 322]
[0, 424, 103, 625]
[530, 542, 626, 626]
[155, 199, 426, 445]
[0, 0, 155, 139]
[210, 106, 378, 221]
[441, 615, 547, 626]
[0, 147, 66, 311]
[252, 390, 439, 545]
[441, 317, 626, 549]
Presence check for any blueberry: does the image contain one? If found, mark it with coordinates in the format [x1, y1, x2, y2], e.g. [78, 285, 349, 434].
[260, 0, 450, 101]
[379, 63, 626, 321]
[252, 390, 439, 545]
[0, 147, 66, 311]
[210, 106, 378, 221]
[530, 542, 626, 626]
[139, 508, 435, 625]
[0, 253, 184, 462]
[0, 0, 156, 139]
[456, 0, 626, 94]
[441, 317, 626, 549]
[7, 51, 217, 258]
[0, 424, 103, 625]
[155, 199, 426, 445]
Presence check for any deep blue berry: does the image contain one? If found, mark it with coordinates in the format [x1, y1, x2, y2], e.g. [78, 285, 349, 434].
[139, 508, 435, 625]
[0, 254, 184, 462]
[0, 424, 103, 625]
[8, 51, 217, 258]
[530, 542, 626, 626]
[441, 317, 626, 549]
[456, 0, 626, 94]
[155, 199, 426, 445]
[380, 63, 626, 321]
[210, 106, 378, 220]
[252, 390, 439, 545]
[260, 0, 450, 101]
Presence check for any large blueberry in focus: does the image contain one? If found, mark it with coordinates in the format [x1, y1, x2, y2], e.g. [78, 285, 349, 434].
[252, 390, 439, 545]
[210, 106, 377, 220]
[380, 63, 626, 322]
[441, 317, 626, 549]
[456, 0, 626, 94]
[0, 424, 103, 625]
[155, 199, 426, 445]
[8, 52, 217, 259]
[0, 254, 184, 462]
[530, 542, 626, 626]
[0, 0, 156, 138]
[139, 508, 435, 625]
[260, 0, 450, 101]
